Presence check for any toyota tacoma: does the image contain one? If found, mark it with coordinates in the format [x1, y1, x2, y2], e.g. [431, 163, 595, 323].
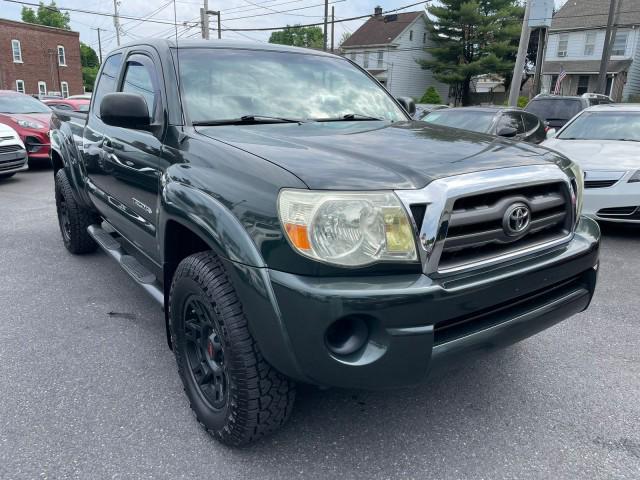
[50, 40, 600, 446]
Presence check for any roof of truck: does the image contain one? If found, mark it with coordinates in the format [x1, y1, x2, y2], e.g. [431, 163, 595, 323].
[116, 38, 340, 58]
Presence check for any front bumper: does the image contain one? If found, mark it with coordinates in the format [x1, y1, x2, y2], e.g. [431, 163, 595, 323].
[0, 148, 28, 175]
[261, 216, 600, 389]
[584, 172, 640, 223]
[19, 132, 50, 160]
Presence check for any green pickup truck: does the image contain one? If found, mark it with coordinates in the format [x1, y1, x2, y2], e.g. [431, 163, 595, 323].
[50, 39, 599, 446]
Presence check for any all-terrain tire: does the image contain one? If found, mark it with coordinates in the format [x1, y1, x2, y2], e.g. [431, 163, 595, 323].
[169, 251, 296, 447]
[54, 169, 99, 254]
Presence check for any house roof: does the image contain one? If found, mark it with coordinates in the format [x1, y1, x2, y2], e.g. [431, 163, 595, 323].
[341, 11, 423, 48]
[543, 59, 632, 74]
[551, 0, 640, 31]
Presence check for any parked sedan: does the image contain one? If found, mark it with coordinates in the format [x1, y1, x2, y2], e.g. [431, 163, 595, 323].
[43, 98, 90, 112]
[543, 104, 640, 223]
[423, 106, 547, 143]
[413, 103, 449, 120]
[0, 91, 51, 166]
[0, 122, 28, 179]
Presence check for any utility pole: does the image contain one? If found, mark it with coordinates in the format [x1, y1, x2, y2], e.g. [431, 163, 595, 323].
[92, 27, 104, 64]
[323, 0, 328, 51]
[532, 27, 547, 95]
[597, 0, 619, 94]
[330, 6, 335, 52]
[508, 0, 532, 106]
[205, 8, 221, 39]
[113, 0, 121, 47]
[201, 0, 209, 39]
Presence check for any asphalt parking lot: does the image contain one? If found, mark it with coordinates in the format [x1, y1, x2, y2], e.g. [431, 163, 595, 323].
[1, 168, 639, 480]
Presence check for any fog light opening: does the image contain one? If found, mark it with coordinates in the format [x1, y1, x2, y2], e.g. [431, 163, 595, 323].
[325, 316, 369, 357]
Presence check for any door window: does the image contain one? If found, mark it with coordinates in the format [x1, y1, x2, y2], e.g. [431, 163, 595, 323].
[92, 53, 123, 118]
[576, 75, 590, 95]
[121, 59, 158, 120]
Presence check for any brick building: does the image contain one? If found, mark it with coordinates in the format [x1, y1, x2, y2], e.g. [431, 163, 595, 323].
[0, 18, 83, 97]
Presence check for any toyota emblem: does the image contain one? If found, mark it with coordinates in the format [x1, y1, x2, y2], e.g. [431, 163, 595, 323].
[503, 203, 531, 237]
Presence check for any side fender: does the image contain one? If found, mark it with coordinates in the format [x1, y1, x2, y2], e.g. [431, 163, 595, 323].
[160, 180, 265, 267]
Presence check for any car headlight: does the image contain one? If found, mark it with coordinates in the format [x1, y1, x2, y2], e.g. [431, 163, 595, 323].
[559, 159, 584, 224]
[278, 190, 418, 266]
[16, 119, 44, 129]
[628, 170, 640, 183]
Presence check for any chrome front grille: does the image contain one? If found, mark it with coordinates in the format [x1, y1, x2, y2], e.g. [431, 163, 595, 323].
[395, 165, 576, 276]
[0, 144, 23, 154]
[438, 182, 571, 271]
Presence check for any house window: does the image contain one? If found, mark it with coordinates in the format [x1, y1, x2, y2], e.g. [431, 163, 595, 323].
[577, 75, 590, 95]
[423, 32, 427, 44]
[11, 39, 22, 62]
[409, 30, 414, 41]
[363, 51, 369, 68]
[612, 32, 628, 56]
[584, 32, 596, 56]
[377, 50, 383, 68]
[16, 80, 25, 94]
[38, 81, 47, 97]
[350, 51, 356, 62]
[57, 45, 66, 66]
[61, 81, 69, 98]
[557, 34, 568, 57]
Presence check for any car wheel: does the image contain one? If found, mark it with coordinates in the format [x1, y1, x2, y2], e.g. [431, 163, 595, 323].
[54, 169, 98, 254]
[169, 251, 296, 446]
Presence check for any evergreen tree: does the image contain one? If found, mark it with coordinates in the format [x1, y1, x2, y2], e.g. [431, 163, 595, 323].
[419, 86, 443, 104]
[420, 0, 523, 105]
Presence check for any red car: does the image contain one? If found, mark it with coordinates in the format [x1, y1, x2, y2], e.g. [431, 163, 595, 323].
[0, 90, 51, 165]
[42, 98, 90, 112]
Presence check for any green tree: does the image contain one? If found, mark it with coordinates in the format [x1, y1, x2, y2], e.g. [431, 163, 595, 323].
[420, 0, 523, 105]
[419, 86, 443, 104]
[339, 32, 351, 47]
[21, 1, 71, 30]
[80, 43, 99, 68]
[269, 25, 324, 48]
[82, 66, 99, 92]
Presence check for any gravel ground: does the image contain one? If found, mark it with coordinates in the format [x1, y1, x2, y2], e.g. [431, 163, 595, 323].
[1, 169, 638, 480]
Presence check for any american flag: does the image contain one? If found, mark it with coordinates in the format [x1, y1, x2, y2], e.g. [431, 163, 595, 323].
[553, 66, 567, 95]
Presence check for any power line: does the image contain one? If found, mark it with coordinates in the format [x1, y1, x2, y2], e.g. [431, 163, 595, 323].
[224, 0, 346, 22]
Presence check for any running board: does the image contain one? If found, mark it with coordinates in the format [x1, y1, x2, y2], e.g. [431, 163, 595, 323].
[87, 224, 164, 306]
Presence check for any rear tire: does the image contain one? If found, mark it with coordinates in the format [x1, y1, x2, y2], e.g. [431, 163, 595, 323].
[54, 169, 98, 254]
[169, 251, 296, 446]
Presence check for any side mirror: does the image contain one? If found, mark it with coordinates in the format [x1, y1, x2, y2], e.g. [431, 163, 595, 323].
[100, 92, 150, 130]
[396, 97, 416, 115]
[497, 126, 518, 138]
[546, 128, 557, 139]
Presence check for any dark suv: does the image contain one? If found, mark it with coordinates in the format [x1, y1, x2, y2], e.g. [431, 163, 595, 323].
[524, 93, 613, 130]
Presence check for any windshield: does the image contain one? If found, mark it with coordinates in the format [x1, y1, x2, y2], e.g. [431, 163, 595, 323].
[525, 99, 582, 121]
[178, 48, 406, 123]
[0, 94, 51, 114]
[558, 111, 640, 141]
[423, 109, 495, 133]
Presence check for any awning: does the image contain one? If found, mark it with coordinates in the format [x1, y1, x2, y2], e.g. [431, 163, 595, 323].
[542, 60, 631, 75]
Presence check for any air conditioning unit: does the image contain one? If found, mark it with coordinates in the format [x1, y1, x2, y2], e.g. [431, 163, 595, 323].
[558, 51, 567, 57]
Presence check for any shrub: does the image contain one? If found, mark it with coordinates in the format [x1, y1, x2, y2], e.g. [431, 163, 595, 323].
[419, 86, 443, 104]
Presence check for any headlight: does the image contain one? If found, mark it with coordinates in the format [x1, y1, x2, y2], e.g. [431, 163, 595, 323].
[16, 119, 44, 129]
[278, 190, 418, 267]
[629, 170, 640, 183]
[560, 159, 584, 224]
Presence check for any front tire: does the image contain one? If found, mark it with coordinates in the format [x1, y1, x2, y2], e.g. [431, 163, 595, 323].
[169, 252, 296, 446]
[54, 169, 98, 254]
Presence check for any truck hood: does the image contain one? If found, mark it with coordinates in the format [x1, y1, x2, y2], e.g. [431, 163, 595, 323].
[196, 121, 562, 190]
[542, 138, 640, 171]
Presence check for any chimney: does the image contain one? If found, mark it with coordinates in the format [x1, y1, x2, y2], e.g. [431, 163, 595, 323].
[374, 6, 383, 17]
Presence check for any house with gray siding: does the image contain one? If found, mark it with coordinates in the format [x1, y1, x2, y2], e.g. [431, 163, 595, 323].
[340, 7, 449, 101]
[542, 0, 640, 101]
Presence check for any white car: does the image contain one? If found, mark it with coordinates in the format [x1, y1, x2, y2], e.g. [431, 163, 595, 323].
[0, 123, 28, 179]
[543, 104, 640, 224]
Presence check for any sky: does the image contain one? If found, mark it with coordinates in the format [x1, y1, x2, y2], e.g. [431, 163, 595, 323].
[0, 0, 570, 57]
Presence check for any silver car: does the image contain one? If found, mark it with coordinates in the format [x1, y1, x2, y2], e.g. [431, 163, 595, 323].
[543, 104, 640, 223]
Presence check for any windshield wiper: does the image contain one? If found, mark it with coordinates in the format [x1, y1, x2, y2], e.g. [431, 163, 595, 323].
[614, 138, 640, 142]
[313, 113, 384, 122]
[192, 115, 305, 126]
